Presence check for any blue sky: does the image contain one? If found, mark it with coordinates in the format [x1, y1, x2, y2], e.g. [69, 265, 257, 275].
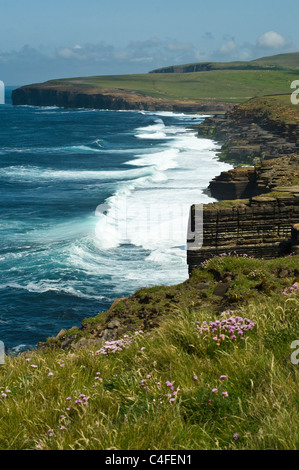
[0, 0, 298, 84]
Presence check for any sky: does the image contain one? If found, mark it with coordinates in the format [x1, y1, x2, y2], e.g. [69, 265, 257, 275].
[0, 0, 298, 85]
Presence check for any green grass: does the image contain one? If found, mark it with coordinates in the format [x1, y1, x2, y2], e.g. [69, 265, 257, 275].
[47, 69, 299, 103]
[150, 51, 299, 73]
[0, 256, 298, 450]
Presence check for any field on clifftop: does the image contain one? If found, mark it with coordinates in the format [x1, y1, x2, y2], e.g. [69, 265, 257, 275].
[0, 255, 298, 450]
[48, 69, 298, 103]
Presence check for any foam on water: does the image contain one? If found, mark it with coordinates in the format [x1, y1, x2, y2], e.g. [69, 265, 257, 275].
[0, 101, 233, 351]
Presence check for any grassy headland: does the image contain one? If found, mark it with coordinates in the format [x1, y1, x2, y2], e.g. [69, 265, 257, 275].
[0, 255, 298, 450]
[11, 51, 299, 109]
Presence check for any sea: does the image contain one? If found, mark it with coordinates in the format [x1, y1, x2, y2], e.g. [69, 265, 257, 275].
[0, 86, 232, 353]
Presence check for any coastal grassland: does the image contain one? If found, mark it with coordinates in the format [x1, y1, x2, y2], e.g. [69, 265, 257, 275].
[49, 69, 299, 103]
[0, 255, 298, 450]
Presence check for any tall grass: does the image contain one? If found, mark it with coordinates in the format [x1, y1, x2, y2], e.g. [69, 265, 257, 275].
[0, 289, 298, 450]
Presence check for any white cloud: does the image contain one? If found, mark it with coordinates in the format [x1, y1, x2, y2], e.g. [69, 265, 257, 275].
[257, 31, 286, 49]
[218, 40, 238, 55]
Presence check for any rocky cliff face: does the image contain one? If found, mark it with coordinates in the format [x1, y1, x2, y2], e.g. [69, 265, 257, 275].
[197, 96, 299, 165]
[12, 83, 232, 113]
[188, 95, 299, 275]
[187, 192, 299, 275]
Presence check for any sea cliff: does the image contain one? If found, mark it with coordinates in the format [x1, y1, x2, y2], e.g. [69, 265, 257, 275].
[12, 83, 231, 113]
[187, 94, 299, 275]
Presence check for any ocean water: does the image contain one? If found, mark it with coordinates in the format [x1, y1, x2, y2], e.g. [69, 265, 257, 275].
[0, 87, 232, 353]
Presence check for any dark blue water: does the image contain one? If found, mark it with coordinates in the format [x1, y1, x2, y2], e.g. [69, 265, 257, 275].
[0, 87, 232, 352]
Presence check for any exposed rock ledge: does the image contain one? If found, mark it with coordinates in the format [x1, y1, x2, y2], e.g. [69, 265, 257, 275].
[187, 95, 299, 275]
[187, 191, 299, 275]
[197, 95, 299, 165]
[12, 83, 232, 113]
[209, 154, 299, 200]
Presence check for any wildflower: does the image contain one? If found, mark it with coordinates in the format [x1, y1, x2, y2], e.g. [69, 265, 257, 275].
[222, 391, 229, 398]
[169, 398, 175, 403]
[233, 433, 239, 440]
[220, 375, 227, 381]
[48, 372, 54, 377]
[211, 388, 218, 394]
[66, 397, 71, 401]
[193, 375, 198, 381]
[146, 375, 151, 379]
[30, 364, 38, 369]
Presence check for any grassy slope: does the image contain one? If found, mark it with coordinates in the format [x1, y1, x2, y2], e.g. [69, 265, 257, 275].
[237, 93, 299, 124]
[42, 69, 298, 103]
[0, 255, 298, 450]
[253, 51, 299, 69]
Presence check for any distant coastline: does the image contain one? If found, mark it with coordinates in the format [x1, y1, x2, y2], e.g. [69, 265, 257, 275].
[12, 82, 232, 114]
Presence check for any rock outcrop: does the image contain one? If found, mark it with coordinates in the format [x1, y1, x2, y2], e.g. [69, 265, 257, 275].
[209, 154, 299, 200]
[197, 96, 299, 165]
